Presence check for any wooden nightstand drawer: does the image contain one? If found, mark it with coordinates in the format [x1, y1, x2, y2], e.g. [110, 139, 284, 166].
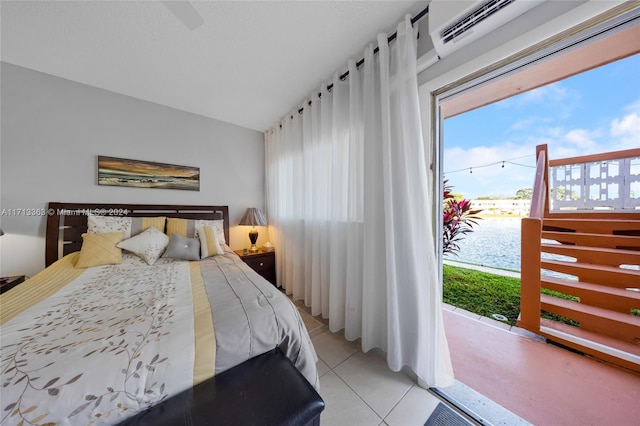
[244, 255, 274, 272]
[235, 250, 277, 286]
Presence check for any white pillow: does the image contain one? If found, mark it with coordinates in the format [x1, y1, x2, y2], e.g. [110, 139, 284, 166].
[196, 225, 224, 259]
[116, 226, 169, 265]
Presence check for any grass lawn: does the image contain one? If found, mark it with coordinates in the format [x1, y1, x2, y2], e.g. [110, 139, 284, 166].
[442, 264, 579, 327]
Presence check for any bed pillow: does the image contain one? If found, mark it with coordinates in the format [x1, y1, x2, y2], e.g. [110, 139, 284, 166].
[196, 225, 224, 259]
[162, 233, 201, 261]
[116, 226, 169, 265]
[75, 231, 125, 268]
[88, 215, 166, 239]
[166, 218, 226, 245]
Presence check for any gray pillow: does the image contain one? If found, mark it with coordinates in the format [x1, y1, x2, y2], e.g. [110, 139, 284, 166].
[162, 233, 200, 261]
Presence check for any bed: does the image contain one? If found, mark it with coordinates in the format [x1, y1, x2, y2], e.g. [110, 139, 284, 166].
[0, 202, 318, 425]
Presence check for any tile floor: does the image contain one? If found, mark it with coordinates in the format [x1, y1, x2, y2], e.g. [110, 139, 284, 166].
[311, 323, 443, 425]
[293, 295, 640, 426]
[293, 299, 478, 426]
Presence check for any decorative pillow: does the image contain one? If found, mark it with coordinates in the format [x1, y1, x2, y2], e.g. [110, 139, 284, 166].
[116, 226, 169, 265]
[162, 233, 201, 261]
[75, 231, 124, 268]
[88, 215, 166, 239]
[196, 225, 224, 259]
[166, 218, 226, 245]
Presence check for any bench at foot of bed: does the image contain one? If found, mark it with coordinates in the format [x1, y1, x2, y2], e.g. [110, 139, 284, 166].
[119, 347, 324, 426]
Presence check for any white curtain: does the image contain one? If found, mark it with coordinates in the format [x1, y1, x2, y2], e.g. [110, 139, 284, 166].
[265, 16, 454, 388]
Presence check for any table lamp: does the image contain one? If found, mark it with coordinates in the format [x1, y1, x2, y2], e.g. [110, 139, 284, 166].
[239, 208, 267, 252]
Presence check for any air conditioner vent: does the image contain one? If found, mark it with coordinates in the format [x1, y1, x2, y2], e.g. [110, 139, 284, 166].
[429, 0, 545, 60]
[442, 0, 517, 43]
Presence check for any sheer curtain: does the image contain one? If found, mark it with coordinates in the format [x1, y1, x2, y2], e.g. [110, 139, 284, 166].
[265, 16, 453, 388]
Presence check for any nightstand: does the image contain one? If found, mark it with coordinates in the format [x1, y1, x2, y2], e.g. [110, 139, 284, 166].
[0, 275, 26, 294]
[235, 249, 276, 286]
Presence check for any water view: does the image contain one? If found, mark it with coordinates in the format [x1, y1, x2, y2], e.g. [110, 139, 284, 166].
[444, 217, 522, 272]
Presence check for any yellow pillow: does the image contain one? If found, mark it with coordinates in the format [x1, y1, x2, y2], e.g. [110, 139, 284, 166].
[75, 232, 125, 268]
[140, 217, 166, 234]
[197, 225, 224, 258]
[166, 218, 189, 238]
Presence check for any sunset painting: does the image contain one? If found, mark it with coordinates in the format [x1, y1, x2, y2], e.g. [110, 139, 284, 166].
[98, 156, 200, 191]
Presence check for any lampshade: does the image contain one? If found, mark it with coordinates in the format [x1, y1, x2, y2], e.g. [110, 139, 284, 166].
[239, 208, 267, 227]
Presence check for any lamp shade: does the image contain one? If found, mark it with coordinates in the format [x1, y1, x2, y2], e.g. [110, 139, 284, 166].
[239, 208, 267, 227]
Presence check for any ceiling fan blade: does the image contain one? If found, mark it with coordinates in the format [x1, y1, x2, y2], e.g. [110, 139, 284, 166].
[162, 1, 205, 31]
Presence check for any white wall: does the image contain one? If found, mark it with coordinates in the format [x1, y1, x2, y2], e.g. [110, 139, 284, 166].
[0, 62, 266, 277]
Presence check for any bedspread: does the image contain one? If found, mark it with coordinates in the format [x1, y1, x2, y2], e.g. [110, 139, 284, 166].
[200, 251, 318, 389]
[1, 255, 200, 425]
[0, 250, 318, 425]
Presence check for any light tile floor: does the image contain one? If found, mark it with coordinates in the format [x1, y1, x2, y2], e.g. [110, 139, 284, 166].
[292, 284, 640, 426]
[292, 296, 538, 426]
[292, 298, 466, 426]
[312, 327, 442, 426]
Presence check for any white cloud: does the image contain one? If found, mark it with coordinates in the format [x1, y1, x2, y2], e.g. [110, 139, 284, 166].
[563, 128, 600, 150]
[444, 99, 639, 199]
[611, 112, 640, 136]
[443, 142, 537, 199]
[508, 116, 554, 131]
[608, 99, 640, 150]
[623, 99, 640, 114]
[499, 82, 581, 120]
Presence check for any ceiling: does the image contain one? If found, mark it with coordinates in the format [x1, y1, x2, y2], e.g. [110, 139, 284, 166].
[1, 1, 426, 132]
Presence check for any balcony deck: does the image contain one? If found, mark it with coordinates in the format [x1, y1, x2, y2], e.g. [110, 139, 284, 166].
[443, 304, 640, 425]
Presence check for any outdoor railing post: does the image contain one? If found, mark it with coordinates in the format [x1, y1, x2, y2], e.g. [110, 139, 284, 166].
[519, 217, 542, 332]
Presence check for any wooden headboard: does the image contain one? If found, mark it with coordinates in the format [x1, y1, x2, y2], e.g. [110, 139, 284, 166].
[46, 202, 229, 267]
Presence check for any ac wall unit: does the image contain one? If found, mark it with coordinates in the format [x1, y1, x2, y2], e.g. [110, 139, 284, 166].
[429, 0, 546, 59]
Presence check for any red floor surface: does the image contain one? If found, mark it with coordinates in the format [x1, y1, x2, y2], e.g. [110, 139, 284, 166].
[444, 308, 640, 425]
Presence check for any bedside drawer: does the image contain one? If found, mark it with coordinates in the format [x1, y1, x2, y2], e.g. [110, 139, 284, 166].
[244, 255, 274, 273]
[238, 251, 277, 286]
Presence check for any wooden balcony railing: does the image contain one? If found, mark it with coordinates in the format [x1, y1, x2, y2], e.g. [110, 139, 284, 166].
[519, 144, 640, 373]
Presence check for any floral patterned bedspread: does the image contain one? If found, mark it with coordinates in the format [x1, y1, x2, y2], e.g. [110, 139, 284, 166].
[1, 257, 196, 425]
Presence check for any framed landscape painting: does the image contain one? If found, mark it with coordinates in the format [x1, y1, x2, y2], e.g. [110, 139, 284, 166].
[98, 156, 200, 191]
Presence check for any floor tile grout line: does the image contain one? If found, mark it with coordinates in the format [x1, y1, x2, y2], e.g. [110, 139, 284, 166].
[381, 382, 417, 423]
[315, 329, 420, 421]
[315, 349, 358, 372]
[329, 353, 417, 422]
[330, 363, 385, 423]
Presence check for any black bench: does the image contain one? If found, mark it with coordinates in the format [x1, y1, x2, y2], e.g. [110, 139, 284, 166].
[119, 347, 324, 426]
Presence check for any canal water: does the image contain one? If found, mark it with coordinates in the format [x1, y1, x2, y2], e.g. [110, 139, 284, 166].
[443, 217, 523, 272]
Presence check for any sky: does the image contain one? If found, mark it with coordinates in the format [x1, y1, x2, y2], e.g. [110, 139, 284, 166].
[443, 53, 640, 200]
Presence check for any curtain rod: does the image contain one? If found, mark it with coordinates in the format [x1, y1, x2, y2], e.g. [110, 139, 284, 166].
[293, 4, 430, 117]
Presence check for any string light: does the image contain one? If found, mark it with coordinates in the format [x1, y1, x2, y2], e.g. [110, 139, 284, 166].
[444, 154, 535, 175]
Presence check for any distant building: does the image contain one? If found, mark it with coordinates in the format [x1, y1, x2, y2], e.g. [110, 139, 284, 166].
[472, 199, 531, 216]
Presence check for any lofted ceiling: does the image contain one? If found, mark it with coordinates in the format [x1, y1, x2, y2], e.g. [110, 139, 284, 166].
[1, 0, 426, 132]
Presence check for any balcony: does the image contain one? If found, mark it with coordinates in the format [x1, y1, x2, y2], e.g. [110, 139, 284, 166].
[518, 144, 640, 373]
[444, 303, 640, 424]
